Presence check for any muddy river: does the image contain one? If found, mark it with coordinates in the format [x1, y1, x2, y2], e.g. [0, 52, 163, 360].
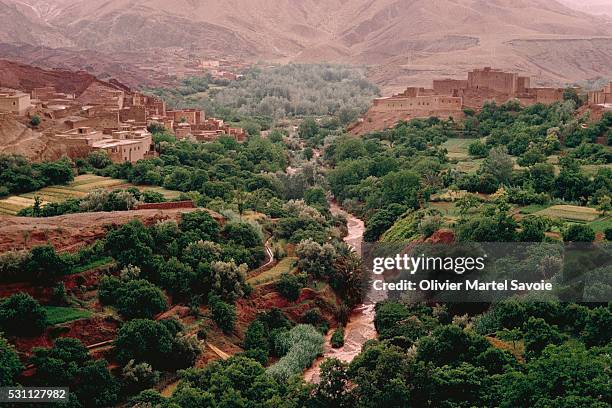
[303, 202, 386, 383]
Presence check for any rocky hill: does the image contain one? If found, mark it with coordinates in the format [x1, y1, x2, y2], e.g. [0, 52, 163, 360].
[1, 0, 611, 90]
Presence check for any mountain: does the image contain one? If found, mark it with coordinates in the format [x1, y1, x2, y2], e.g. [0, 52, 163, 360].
[1, 0, 611, 91]
[561, 0, 612, 18]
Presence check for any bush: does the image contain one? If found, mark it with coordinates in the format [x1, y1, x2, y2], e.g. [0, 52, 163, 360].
[602, 227, 612, 241]
[562, 223, 595, 242]
[266, 324, 324, 382]
[0, 292, 48, 336]
[302, 308, 329, 334]
[208, 293, 236, 333]
[122, 360, 160, 392]
[275, 273, 305, 301]
[114, 319, 174, 368]
[0, 334, 23, 385]
[330, 326, 345, 348]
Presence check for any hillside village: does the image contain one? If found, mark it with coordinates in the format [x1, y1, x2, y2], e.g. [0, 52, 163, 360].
[0, 60, 246, 163]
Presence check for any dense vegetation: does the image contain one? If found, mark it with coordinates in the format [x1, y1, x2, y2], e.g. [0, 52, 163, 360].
[1, 66, 610, 407]
[0, 154, 73, 197]
[323, 102, 611, 243]
[146, 64, 379, 125]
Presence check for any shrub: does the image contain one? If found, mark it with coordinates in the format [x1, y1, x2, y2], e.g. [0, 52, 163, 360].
[330, 326, 345, 348]
[122, 360, 160, 392]
[208, 293, 236, 333]
[266, 324, 324, 382]
[0, 292, 48, 336]
[562, 223, 595, 242]
[275, 273, 306, 301]
[302, 308, 329, 334]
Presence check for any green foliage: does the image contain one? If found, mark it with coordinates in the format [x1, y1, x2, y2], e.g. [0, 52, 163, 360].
[207, 293, 236, 333]
[24, 245, 68, 282]
[267, 324, 324, 382]
[0, 292, 48, 336]
[468, 140, 488, 157]
[32, 337, 119, 407]
[562, 223, 595, 242]
[30, 115, 41, 126]
[331, 326, 345, 348]
[275, 272, 306, 301]
[0, 154, 68, 194]
[101, 279, 168, 319]
[114, 319, 174, 369]
[0, 334, 23, 385]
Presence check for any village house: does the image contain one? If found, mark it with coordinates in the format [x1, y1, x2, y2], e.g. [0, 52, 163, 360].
[588, 81, 612, 107]
[52, 126, 152, 163]
[0, 89, 32, 115]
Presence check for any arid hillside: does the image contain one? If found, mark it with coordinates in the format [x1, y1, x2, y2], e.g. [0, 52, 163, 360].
[1, 0, 611, 90]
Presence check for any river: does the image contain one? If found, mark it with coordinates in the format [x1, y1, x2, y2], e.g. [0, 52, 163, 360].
[303, 202, 386, 383]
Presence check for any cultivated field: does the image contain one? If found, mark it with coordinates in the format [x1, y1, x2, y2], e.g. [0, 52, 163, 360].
[0, 175, 181, 215]
[44, 306, 93, 325]
[535, 205, 600, 222]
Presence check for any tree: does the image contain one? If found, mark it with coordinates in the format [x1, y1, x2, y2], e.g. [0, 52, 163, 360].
[523, 317, 564, 360]
[76, 359, 120, 407]
[30, 115, 41, 127]
[304, 187, 327, 209]
[32, 337, 90, 385]
[315, 358, 352, 407]
[482, 147, 513, 185]
[562, 223, 595, 242]
[114, 279, 168, 319]
[456, 193, 480, 216]
[24, 245, 68, 282]
[468, 140, 488, 158]
[179, 211, 220, 241]
[86, 150, 112, 169]
[518, 216, 547, 242]
[563, 87, 583, 107]
[530, 163, 555, 193]
[597, 195, 611, 216]
[209, 260, 248, 302]
[380, 170, 421, 208]
[122, 359, 160, 392]
[298, 118, 319, 139]
[208, 293, 236, 333]
[0, 334, 23, 385]
[114, 319, 174, 368]
[0, 292, 48, 336]
[296, 239, 337, 280]
[105, 220, 154, 268]
[417, 325, 489, 367]
[276, 272, 305, 301]
[159, 257, 196, 299]
[580, 306, 611, 347]
[222, 222, 262, 248]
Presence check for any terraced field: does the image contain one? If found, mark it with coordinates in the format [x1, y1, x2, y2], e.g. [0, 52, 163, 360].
[0, 175, 181, 215]
[535, 205, 600, 222]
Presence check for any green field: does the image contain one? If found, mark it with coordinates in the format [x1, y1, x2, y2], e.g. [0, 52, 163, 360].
[248, 257, 298, 285]
[0, 175, 181, 215]
[534, 205, 601, 223]
[44, 306, 92, 325]
[442, 138, 484, 161]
